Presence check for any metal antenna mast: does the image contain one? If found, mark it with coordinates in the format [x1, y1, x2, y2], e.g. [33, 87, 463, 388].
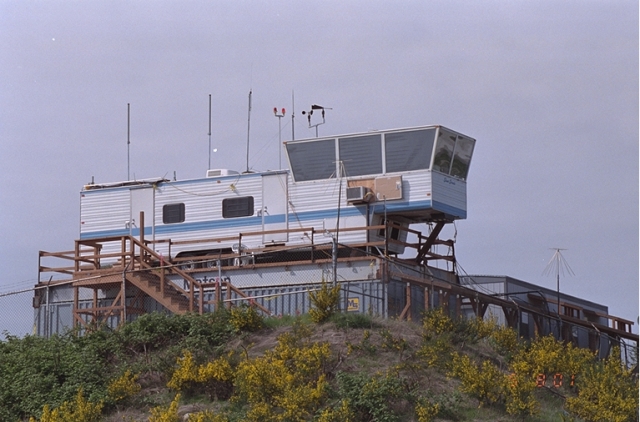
[245, 89, 252, 173]
[127, 103, 130, 180]
[208, 94, 212, 170]
[543, 248, 574, 335]
[291, 91, 295, 141]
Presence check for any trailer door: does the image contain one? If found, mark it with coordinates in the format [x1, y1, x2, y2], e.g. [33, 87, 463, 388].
[130, 187, 155, 240]
[262, 173, 288, 243]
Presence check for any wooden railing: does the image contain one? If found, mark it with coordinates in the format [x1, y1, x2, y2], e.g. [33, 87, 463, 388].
[38, 221, 454, 283]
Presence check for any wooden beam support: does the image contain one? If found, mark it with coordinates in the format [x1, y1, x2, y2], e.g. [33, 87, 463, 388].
[415, 222, 446, 263]
[399, 283, 412, 321]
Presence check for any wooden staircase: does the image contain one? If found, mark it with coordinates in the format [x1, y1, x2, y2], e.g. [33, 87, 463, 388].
[125, 270, 192, 314]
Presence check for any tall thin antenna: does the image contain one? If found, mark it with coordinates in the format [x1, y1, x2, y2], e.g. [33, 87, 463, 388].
[291, 90, 295, 141]
[127, 103, 130, 180]
[543, 248, 574, 333]
[246, 89, 252, 173]
[208, 94, 212, 170]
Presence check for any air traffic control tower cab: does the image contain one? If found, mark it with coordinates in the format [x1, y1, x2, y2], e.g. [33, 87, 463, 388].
[284, 125, 475, 225]
[285, 126, 475, 258]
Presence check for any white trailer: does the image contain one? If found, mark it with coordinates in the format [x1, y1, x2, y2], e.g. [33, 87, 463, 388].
[79, 125, 475, 263]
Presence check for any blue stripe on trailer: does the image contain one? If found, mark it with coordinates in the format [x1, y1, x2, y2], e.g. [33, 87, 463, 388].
[79, 200, 465, 240]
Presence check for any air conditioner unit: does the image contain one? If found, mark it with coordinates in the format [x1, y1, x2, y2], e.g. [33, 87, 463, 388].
[346, 186, 372, 204]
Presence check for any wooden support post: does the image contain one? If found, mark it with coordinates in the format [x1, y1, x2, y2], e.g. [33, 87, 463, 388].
[121, 237, 127, 268]
[215, 279, 221, 311]
[311, 228, 315, 263]
[73, 285, 79, 332]
[74, 241, 80, 272]
[199, 284, 204, 314]
[442, 290, 450, 316]
[139, 211, 144, 242]
[479, 302, 489, 319]
[189, 281, 194, 313]
[121, 273, 126, 325]
[399, 282, 411, 321]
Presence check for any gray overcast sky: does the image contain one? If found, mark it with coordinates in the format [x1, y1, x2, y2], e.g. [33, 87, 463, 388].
[1, 1, 638, 335]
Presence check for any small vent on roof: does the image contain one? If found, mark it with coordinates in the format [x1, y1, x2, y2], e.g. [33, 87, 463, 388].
[206, 169, 240, 178]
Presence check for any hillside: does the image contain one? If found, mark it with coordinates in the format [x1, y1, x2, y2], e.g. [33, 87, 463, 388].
[0, 301, 637, 422]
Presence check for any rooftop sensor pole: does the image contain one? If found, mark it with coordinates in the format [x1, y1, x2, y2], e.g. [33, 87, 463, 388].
[302, 104, 332, 137]
[273, 107, 286, 169]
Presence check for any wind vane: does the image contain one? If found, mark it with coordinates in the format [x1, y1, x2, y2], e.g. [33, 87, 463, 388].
[301, 104, 332, 137]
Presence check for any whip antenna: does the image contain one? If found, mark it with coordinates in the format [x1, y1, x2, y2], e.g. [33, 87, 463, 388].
[245, 89, 252, 173]
[127, 103, 130, 180]
[208, 94, 212, 170]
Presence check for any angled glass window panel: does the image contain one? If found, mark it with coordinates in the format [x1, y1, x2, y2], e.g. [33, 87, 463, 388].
[286, 139, 336, 181]
[222, 196, 254, 218]
[450, 135, 475, 180]
[163, 203, 185, 224]
[338, 134, 382, 177]
[384, 128, 436, 173]
[432, 128, 456, 174]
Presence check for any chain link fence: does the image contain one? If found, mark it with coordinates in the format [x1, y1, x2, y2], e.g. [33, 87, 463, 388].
[0, 284, 38, 337]
[5, 242, 638, 367]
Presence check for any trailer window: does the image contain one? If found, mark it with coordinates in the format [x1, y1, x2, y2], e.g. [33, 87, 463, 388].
[286, 139, 336, 181]
[339, 134, 382, 176]
[384, 128, 436, 173]
[450, 135, 474, 180]
[432, 128, 457, 174]
[223, 196, 254, 218]
[163, 203, 185, 224]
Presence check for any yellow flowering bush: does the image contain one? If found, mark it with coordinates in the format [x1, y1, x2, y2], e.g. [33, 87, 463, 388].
[346, 329, 377, 356]
[415, 398, 440, 422]
[187, 410, 230, 422]
[229, 304, 264, 332]
[448, 352, 504, 407]
[29, 389, 103, 422]
[417, 337, 452, 369]
[168, 351, 234, 399]
[380, 328, 408, 352]
[309, 281, 341, 323]
[422, 308, 454, 339]
[233, 332, 331, 420]
[149, 393, 181, 422]
[107, 369, 141, 404]
[316, 399, 355, 422]
[489, 324, 520, 355]
[565, 347, 638, 422]
[468, 316, 498, 340]
[504, 372, 538, 418]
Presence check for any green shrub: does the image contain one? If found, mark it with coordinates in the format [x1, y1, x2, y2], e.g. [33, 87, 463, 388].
[329, 312, 377, 329]
[334, 370, 407, 422]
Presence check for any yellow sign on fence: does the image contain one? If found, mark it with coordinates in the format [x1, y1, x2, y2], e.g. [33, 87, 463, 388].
[347, 297, 360, 312]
